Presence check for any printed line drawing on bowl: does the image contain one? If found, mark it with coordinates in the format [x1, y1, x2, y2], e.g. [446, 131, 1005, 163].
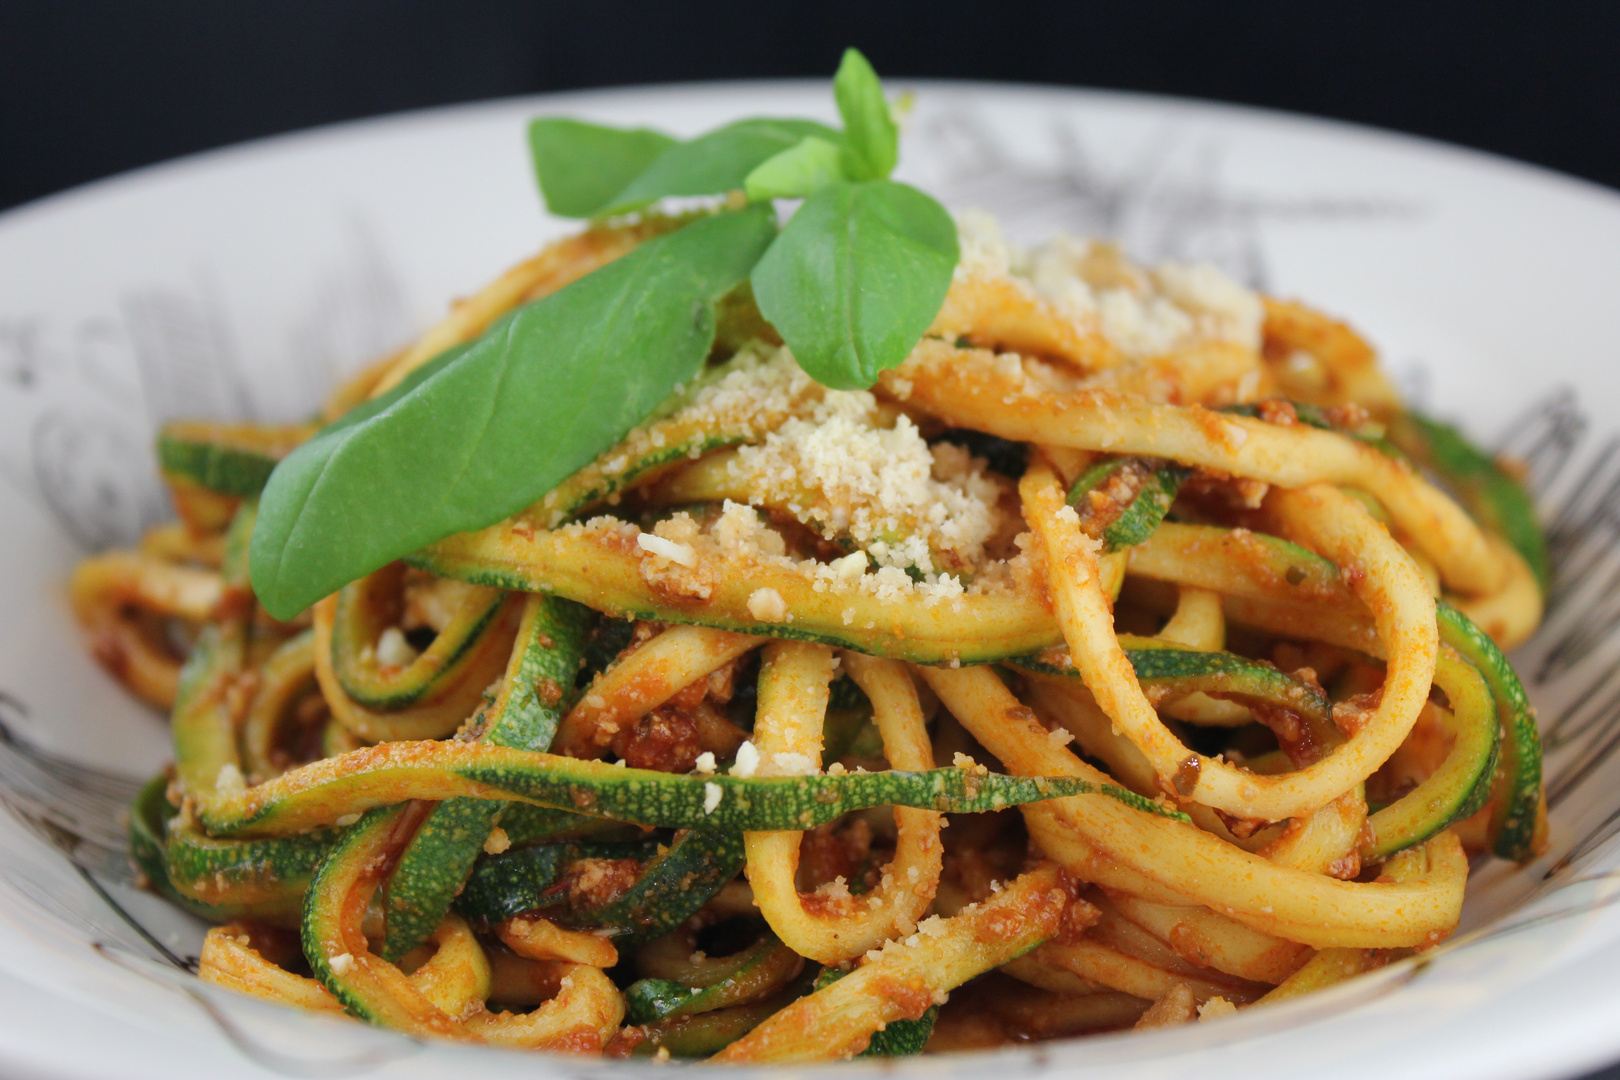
[0, 214, 412, 552]
[0, 692, 422, 1077]
[922, 109, 1422, 290]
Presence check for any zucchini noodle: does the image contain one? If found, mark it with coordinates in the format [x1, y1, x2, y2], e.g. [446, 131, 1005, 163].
[75, 208, 1548, 1060]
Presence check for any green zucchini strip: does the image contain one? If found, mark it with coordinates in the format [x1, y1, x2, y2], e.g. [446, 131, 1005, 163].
[1387, 412, 1550, 593]
[410, 519, 1061, 664]
[1066, 457, 1189, 552]
[499, 803, 645, 845]
[170, 503, 256, 807]
[456, 837, 661, 927]
[1012, 635, 1332, 726]
[239, 628, 318, 783]
[559, 825, 745, 943]
[165, 814, 343, 921]
[1436, 602, 1543, 861]
[1362, 647, 1499, 860]
[302, 804, 456, 1033]
[626, 935, 803, 1024]
[382, 595, 590, 960]
[157, 420, 315, 498]
[330, 567, 509, 710]
[811, 967, 937, 1057]
[197, 740, 1184, 838]
[460, 825, 741, 946]
[131, 774, 305, 923]
[627, 989, 808, 1058]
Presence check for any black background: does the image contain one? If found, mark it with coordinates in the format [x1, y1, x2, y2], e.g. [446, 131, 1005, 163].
[4, 2, 1620, 211]
[5, 2, 1620, 1077]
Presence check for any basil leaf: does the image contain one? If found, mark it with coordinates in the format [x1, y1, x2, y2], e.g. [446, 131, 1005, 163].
[250, 206, 777, 620]
[833, 49, 898, 182]
[744, 136, 847, 201]
[750, 180, 957, 391]
[528, 118, 677, 219]
[601, 118, 842, 215]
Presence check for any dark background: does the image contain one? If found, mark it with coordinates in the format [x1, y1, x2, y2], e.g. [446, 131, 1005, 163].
[5, 2, 1620, 1077]
[4, 1, 1620, 212]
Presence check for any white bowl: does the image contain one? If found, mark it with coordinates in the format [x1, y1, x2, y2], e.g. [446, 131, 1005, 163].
[1, 80, 1619, 1080]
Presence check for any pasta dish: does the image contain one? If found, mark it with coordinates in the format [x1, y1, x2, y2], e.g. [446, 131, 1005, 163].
[69, 54, 1547, 1062]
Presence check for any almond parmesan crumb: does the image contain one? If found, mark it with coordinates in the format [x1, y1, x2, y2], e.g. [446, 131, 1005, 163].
[732, 740, 760, 778]
[636, 532, 697, 567]
[747, 586, 789, 622]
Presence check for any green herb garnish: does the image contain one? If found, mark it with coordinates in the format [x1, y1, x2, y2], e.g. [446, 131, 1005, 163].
[250, 49, 957, 620]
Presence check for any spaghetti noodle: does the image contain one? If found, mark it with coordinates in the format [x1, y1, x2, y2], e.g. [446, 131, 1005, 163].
[81, 207, 1546, 1060]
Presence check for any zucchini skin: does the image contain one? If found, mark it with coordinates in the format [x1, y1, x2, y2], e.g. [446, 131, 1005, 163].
[137, 774, 348, 924]
[165, 813, 342, 922]
[457, 838, 661, 926]
[1013, 639, 1332, 725]
[565, 825, 744, 943]
[330, 570, 509, 711]
[157, 421, 313, 497]
[1363, 648, 1500, 860]
[460, 826, 744, 945]
[130, 775, 284, 923]
[380, 798, 505, 962]
[170, 503, 256, 807]
[626, 935, 803, 1023]
[1437, 602, 1544, 861]
[1067, 458, 1189, 552]
[381, 596, 590, 960]
[202, 742, 1183, 838]
[626, 991, 805, 1058]
[1388, 412, 1550, 593]
[499, 803, 646, 845]
[301, 805, 428, 1027]
[811, 967, 937, 1056]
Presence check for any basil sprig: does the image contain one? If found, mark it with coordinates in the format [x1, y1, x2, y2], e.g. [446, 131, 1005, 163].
[252, 49, 957, 617]
[530, 49, 958, 388]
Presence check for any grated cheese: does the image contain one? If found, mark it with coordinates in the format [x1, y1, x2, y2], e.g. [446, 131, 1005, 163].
[702, 782, 723, 815]
[747, 586, 789, 622]
[375, 626, 417, 668]
[831, 550, 868, 580]
[693, 751, 717, 775]
[1016, 229, 1265, 358]
[214, 763, 245, 796]
[724, 372, 1004, 575]
[731, 740, 761, 778]
[636, 531, 697, 567]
